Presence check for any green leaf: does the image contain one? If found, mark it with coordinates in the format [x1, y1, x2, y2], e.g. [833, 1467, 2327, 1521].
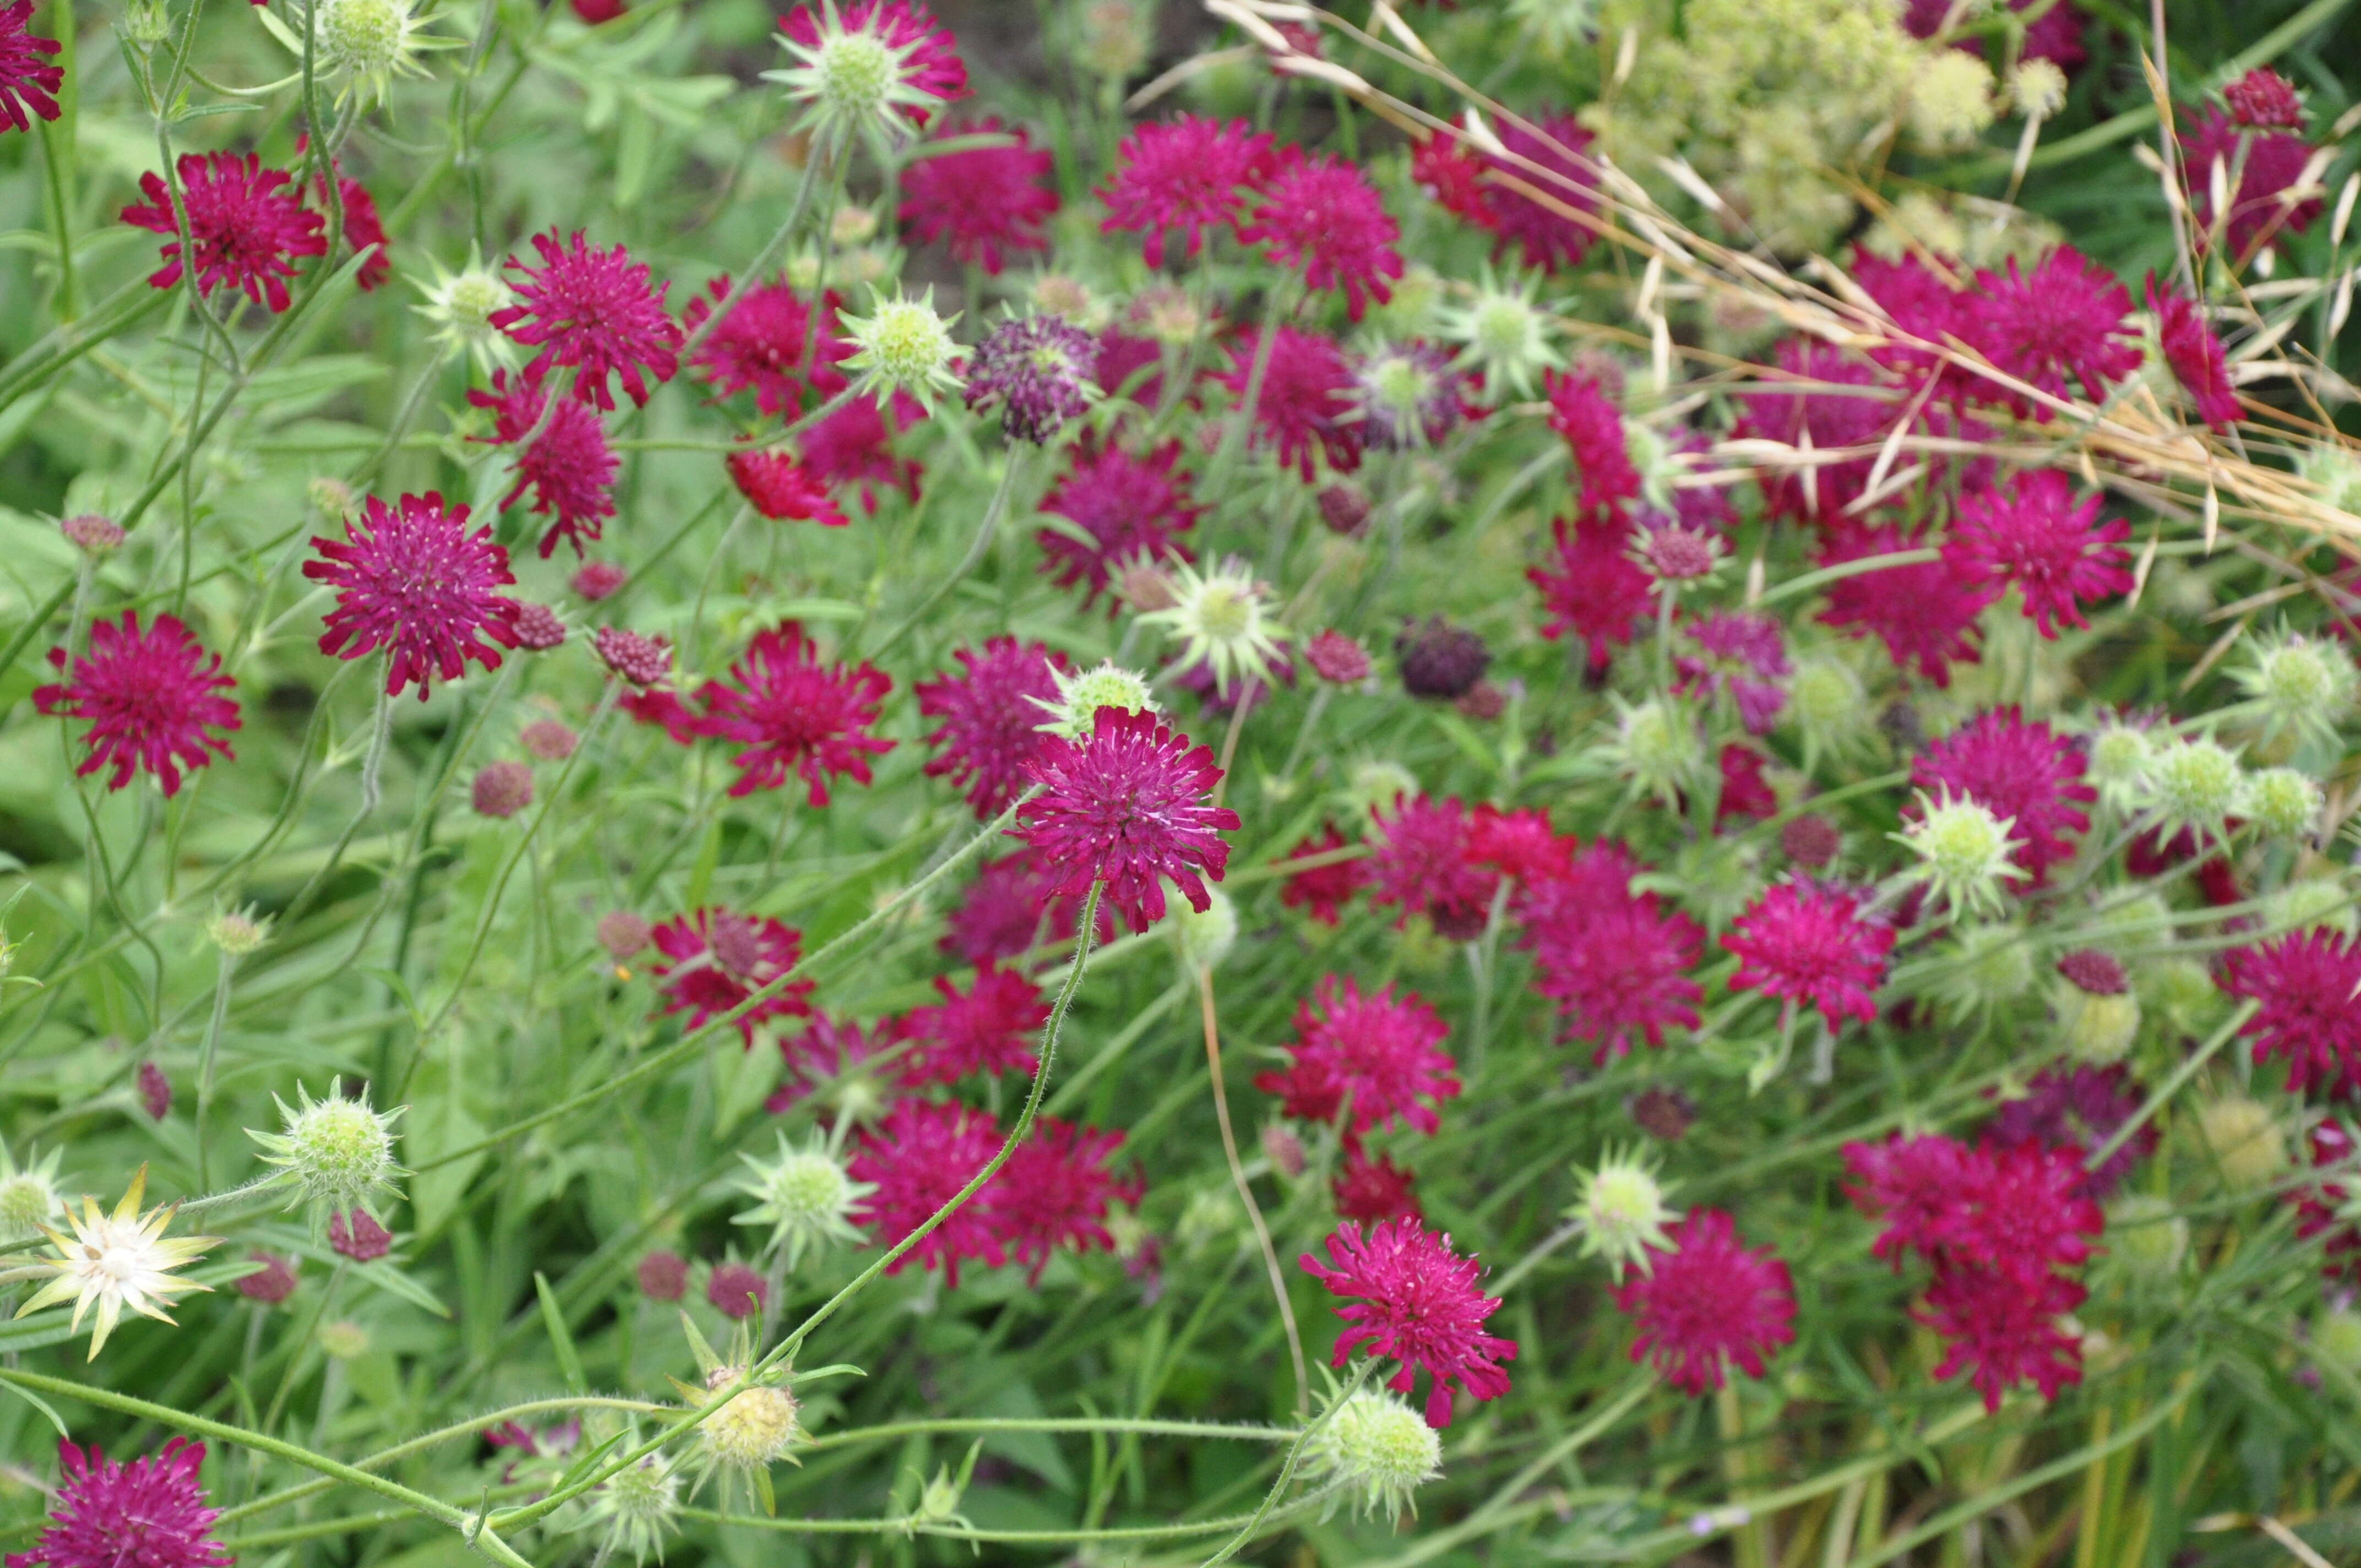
[535, 1272, 588, 1393]
[0, 1376, 68, 1439]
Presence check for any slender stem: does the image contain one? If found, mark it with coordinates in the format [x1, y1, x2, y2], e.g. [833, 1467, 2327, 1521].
[1751, 548, 1941, 609]
[863, 451, 1026, 662]
[357, 669, 395, 816]
[680, 146, 830, 359]
[194, 952, 238, 1188]
[1196, 1363, 1370, 1568]
[2086, 1000, 2259, 1173]
[1197, 968, 1309, 1418]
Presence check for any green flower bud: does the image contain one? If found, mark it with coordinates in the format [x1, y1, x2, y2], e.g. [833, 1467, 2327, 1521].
[2105, 1193, 2186, 1281]
[1031, 660, 1158, 740]
[1303, 1389, 1441, 1525]
[840, 287, 963, 410]
[1568, 1150, 1676, 1279]
[2137, 737, 2243, 843]
[251, 1080, 404, 1217]
[2196, 1096, 2286, 1190]
[1896, 792, 2023, 918]
[2243, 767, 2325, 840]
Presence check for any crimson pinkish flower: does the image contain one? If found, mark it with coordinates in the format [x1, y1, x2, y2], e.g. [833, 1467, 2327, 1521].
[8, 1438, 228, 1568]
[35, 612, 240, 796]
[698, 623, 894, 804]
[1842, 1133, 1979, 1267]
[1848, 249, 1971, 400]
[770, 1012, 898, 1112]
[1611, 1208, 1796, 1397]
[1411, 121, 1492, 229]
[466, 369, 618, 558]
[1724, 880, 1894, 1027]
[650, 907, 816, 1047]
[1963, 246, 2142, 418]
[2224, 929, 2361, 1098]
[1395, 617, 1491, 701]
[902, 964, 1048, 1085]
[329, 1208, 393, 1262]
[304, 492, 521, 700]
[1279, 824, 1369, 926]
[2145, 273, 2239, 430]
[1466, 805, 1573, 885]
[1816, 521, 1990, 688]
[637, 1250, 688, 1300]
[513, 604, 566, 651]
[963, 315, 1098, 443]
[701, 1261, 763, 1320]
[570, 560, 625, 601]
[850, 1098, 1004, 1285]
[916, 636, 1067, 817]
[0, 0, 62, 133]
[799, 393, 925, 513]
[995, 1117, 1139, 1283]
[235, 1250, 297, 1305]
[1014, 705, 1241, 934]
[2224, 67, 2305, 129]
[1301, 1217, 1515, 1428]
[1368, 795, 1500, 942]
[684, 275, 850, 416]
[777, 0, 968, 126]
[1908, 708, 2093, 886]
[1734, 339, 1901, 522]
[900, 115, 1058, 274]
[1098, 115, 1280, 268]
[939, 850, 1112, 964]
[1917, 1260, 2087, 1411]
[728, 447, 849, 525]
[1544, 371, 1640, 510]
[1333, 1148, 1422, 1223]
[471, 761, 533, 819]
[1480, 111, 1601, 272]
[1240, 150, 1403, 321]
[320, 169, 390, 291]
[1845, 1133, 2103, 1278]
[1530, 510, 1654, 679]
[1219, 326, 1363, 480]
[1037, 434, 1201, 606]
[1676, 611, 1789, 733]
[1716, 743, 1777, 826]
[120, 151, 326, 312]
[491, 230, 682, 412]
[137, 1061, 171, 1121]
[1522, 879, 1704, 1061]
[2293, 1120, 2361, 1281]
[594, 627, 673, 689]
[1903, 0, 2084, 67]
[1303, 630, 1372, 684]
[1946, 472, 2133, 638]
[1988, 1064, 2157, 1200]
[2179, 107, 2322, 258]
[1256, 977, 1460, 1138]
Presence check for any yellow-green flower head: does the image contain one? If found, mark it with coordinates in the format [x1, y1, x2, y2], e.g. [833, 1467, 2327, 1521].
[1896, 790, 2025, 919]
[688, 1367, 803, 1473]
[0, 1144, 64, 1243]
[16, 1167, 220, 1360]
[2196, 1096, 2284, 1189]
[1610, 696, 1704, 804]
[1138, 558, 1291, 696]
[1785, 658, 1870, 766]
[2299, 442, 2361, 519]
[2148, 956, 2220, 1035]
[2318, 1308, 2361, 1374]
[414, 244, 519, 374]
[764, 0, 945, 142]
[1168, 886, 1237, 973]
[2136, 736, 2244, 844]
[1933, 923, 2034, 1023]
[205, 905, 271, 958]
[2243, 767, 2325, 840]
[1303, 1388, 1442, 1525]
[2084, 720, 2153, 815]
[839, 287, 962, 411]
[313, 0, 437, 107]
[2055, 983, 2140, 1066]
[1437, 269, 1564, 398]
[2266, 876, 2358, 938]
[1031, 660, 1157, 741]
[2236, 630, 2355, 749]
[1505, 0, 1600, 55]
[1905, 49, 1996, 151]
[733, 1133, 870, 1268]
[580, 1449, 682, 1566]
[318, 1319, 372, 1360]
[1341, 759, 1420, 825]
[1568, 1149, 1677, 1279]
[2106, 1193, 2186, 1281]
[251, 1079, 404, 1217]
[2010, 58, 2069, 121]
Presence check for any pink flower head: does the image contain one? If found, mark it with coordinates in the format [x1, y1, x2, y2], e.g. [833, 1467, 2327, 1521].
[1544, 372, 1640, 510]
[1368, 795, 1500, 943]
[1466, 805, 1574, 885]
[490, 230, 682, 412]
[1675, 611, 1790, 733]
[2145, 273, 2239, 430]
[137, 1062, 171, 1121]
[1908, 708, 2093, 885]
[650, 907, 816, 1047]
[2224, 929, 2361, 1098]
[1334, 1148, 1423, 1223]
[916, 637, 1067, 818]
[7, 1438, 229, 1568]
[939, 850, 1113, 965]
[1735, 339, 1901, 522]
[513, 604, 566, 650]
[1611, 1208, 1797, 1397]
[321, 169, 391, 291]
[902, 963, 1048, 1085]
[1717, 743, 1777, 826]
[1037, 434, 1201, 607]
[471, 760, 534, 819]
[0, 1, 63, 133]
[684, 276, 850, 417]
[2224, 67, 2305, 129]
[638, 1251, 689, 1303]
[595, 627, 674, 689]
[698, 623, 894, 804]
[1220, 326, 1363, 480]
[1481, 111, 1600, 271]
[1530, 510, 1654, 678]
[1723, 880, 1894, 1027]
[1279, 823, 1369, 926]
[1846, 1133, 2103, 1277]
[1098, 115, 1281, 268]
[2179, 107, 2322, 258]
[1849, 249, 1971, 398]
[328, 1208, 392, 1262]
[850, 1098, 1004, 1285]
[1816, 521, 1990, 687]
[771, 1011, 897, 1112]
[778, 0, 968, 126]
[35, 611, 240, 796]
[1412, 121, 1492, 228]
[706, 1261, 767, 1320]
[1963, 246, 2142, 417]
[304, 492, 520, 700]
[1240, 150, 1403, 320]
[235, 1250, 298, 1304]
[1301, 1217, 1515, 1428]
[466, 369, 619, 558]
[1303, 629, 1372, 684]
[570, 560, 625, 601]
[120, 151, 327, 312]
[1014, 705, 1241, 934]
[2294, 1120, 2361, 1281]
[996, 1117, 1139, 1283]
[1255, 976, 1460, 1137]
[900, 116, 1058, 274]
[1521, 876, 1705, 1062]
[1917, 1261, 2087, 1411]
[1988, 1064, 2157, 1200]
[1945, 471, 2133, 637]
[728, 447, 850, 525]
[799, 393, 925, 513]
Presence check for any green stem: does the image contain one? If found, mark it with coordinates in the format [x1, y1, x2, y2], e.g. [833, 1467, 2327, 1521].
[862, 448, 1026, 662]
[1753, 549, 1941, 610]
[1196, 1363, 1371, 1568]
[2085, 999, 2259, 1173]
[194, 952, 238, 1189]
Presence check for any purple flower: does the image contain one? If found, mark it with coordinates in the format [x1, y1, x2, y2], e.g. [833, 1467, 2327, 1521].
[7, 1438, 229, 1568]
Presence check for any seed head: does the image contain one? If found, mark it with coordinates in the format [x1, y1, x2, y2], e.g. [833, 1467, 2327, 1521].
[205, 906, 270, 957]
[1568, 1148, 1676, 1279]
[840, 286, 962, 410]
[2196, 1096, 2284, 1189]
[2106, 1193, 2186, 1281]
[1906, 49, 1995, 151]
[414, 244, 519, 373]
[2237, 631, 2355, 749]
[0, 1144, 63, 1242]
[1610, 696, 1704, 804]
[60, 514, 124, 557]
[1169, 886, 1237, 973]
[733, 1133, 870, 1267]
[767, 2, 939, 141]
[2137, 736, 2244, 844]
[1341, 759, 1419, 824]
[2055, 983, 2140, 1066]
[1786, 659, 1870, 766]
[1897, 791, 2025, 918]
[1140, 558, 1289, 695]
[1438, 270, 1563, 396]
[1303, 1389, 1441, 1524]
[580, 1449, 682, 1565]
[315, 0, 433, 106]
[2265, 877, 2357, 937]
[251, 1080, 404, 1217]
[1933, 923, 2035, 1022]
[1031, 660, 1157, 740]
[692, 1370, 803, 1473]
[2244, 766, 2324, 840]
[2085, 720, 2152, 814]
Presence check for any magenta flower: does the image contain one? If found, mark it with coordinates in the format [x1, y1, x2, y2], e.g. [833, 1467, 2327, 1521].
[1367, 794, 1500, 942]
[304, 492, 521, 700]
[1848, 249, 1971, 399]
[1816, 521, 1991, 688]
[1301, 1217, 1516, 1428]
[1917, 1261, 2088, 1412]
[727, 447, 849, 525]
[1675, 611, 1791, 733]
[1530, 510, 1655, 678]
[799, 393, 925, 514]
[2179, 107, 2322, 258]
[994, 1117, 1138, 1283]
[594, 627, 673, 689]
[2224, 67, 2305, 129]
[328, 1208, 393, 1262]
[1723, 880, 1894, 1027]
[0, 1, 63, 134]
[650, 907, 815, 1047]
[1218, 326, 1363, 480]
[466, 368, 619, 558]
[1303, 629, 1372, 685]
[940, 850, 1112, 965]
[2294, 1121, 2361, 1282]
[322, 169, 391, 291]
[1333, 1148, 1423, 1224]
[1481, 111, 1601, 272]
[2145, 273, 2239, 430]
[637, 1250, 688, 1301]
[900, 115, 1058, 274]
[706, 1261, 767, 1320]
[1945, 472, 2133, 638]
[1239, 150, 1403, 321]
[1544, 371, 1640, 511]
[1987, 1064, 2157, 1200]
[1098, 115, 1280, 268]
[120, 151, 327, 312]
[1277, 823, 1369, 926]
[1735, 339, 1903, 522]
[963, 315, 1098, 443]
[1014, 705, 1241, 934]
[1963, 246, 2142, 417]
[902, 964, 1048, 1085]
[684, 275, 849, 416]
[698, 624, 895, 804]
[491, 230, 683, 411]
[1037, 434, 1201, 606]
[513, 604, 567, 651]
[35, 612, 241, 796]
[916, 637, 1067, 818]
[1611, 1208, 1797, 1397]
[1908, 707, 2094, 886]
[7, 1438, 229, 1568]
[1466, 804, 1574, 885]
[1522, 880, 1705, 1063]
[235, 1250, 298, 1305]
[850, 1099, 1004, 1286]
[2224, 929, 2361, 1098]
[1256, 976, 1460, 1137]
[778, 0, 968, 124]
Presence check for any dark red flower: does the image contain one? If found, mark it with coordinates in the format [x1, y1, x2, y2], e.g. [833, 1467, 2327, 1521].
[900, 116, 1058, 274]
[2179, 107, 2322, 257]
[1676, 612, 1789, 733]
[1301, 1217, 1516, 1428]
[490, 230, 682, 411]
[1816, 521, 1990, 688]
[0, 0, 63, 133]
[235, 1250, 297, 1305]
[35, 611, 240, 796]
[1396, 617, 1491, 701]
[1332, 1148, 1423, 1223]
[706, 1261, 767, 1320]
[1611, 1208, 1797, 1397]
[1098, 115, 1280, 268]
[650, 907, 815, 1047]
[1917, 1261, 2087, 1411]
[7, 1439, 229, 1568]
[902, 964, 1048, 1085]
[513, 603, 567, 650]
[120, 151, 326, 312]
[963, 315, 1098, 443]
[1518, 843, 1702, 1062]
[778, 0, 969, 125]
[637, 1251, 688, 1300]
[323, 171, 390, 291]
[1908, 708, 2093, 885]
[1422, 112, 1601, 270]
[1735, 339, 1901, 522]
[728, 447, 850, 525]
[1963, 246, 2142, 417]
[1255, 976, 1460, 1137]
[466, 369, 619, 558]
[1544, 371, 1640, 510]
[2224, 929, 2361, 1098]
[798, 393, 925, 514]
[1988, 1064, 2156, 1200]
[2224, 67, 2305, 129]
[1036, 434, 1201, 607]
[1849, 249, 1971, 399]
[698, 623, 894, 804]
[1946, 472, 2132, 638]
[1530, 510, 1654, 678]
[1466, 805, 1573, 885]
[684, 275, 849, 417]
[995, 1118, 1138, 1283]
[1240, 150, 1403, 321]
[2293, 1120, 2361, 1281]
[304, 492, 520, 700]
[594, 627, 673, 689]
[916, 637, 1067, 818]
[850, 1099, 1004, 1286]
[1724, 880, 1894, 1027]
[1279, 824, 1369, 926]
[1367, 795, 1500, 941]
[939, 850, 1113, 965]
[329, 1208, 392, 1262]
[2145, 273, 2239, 429]
[1219, 325, 1363, 480]
[1303, 630, 1372, 684]
[771, 1012, 901, 1113]
[1715, 743, 1778, 826]
[137, 1061, 171, 1121]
